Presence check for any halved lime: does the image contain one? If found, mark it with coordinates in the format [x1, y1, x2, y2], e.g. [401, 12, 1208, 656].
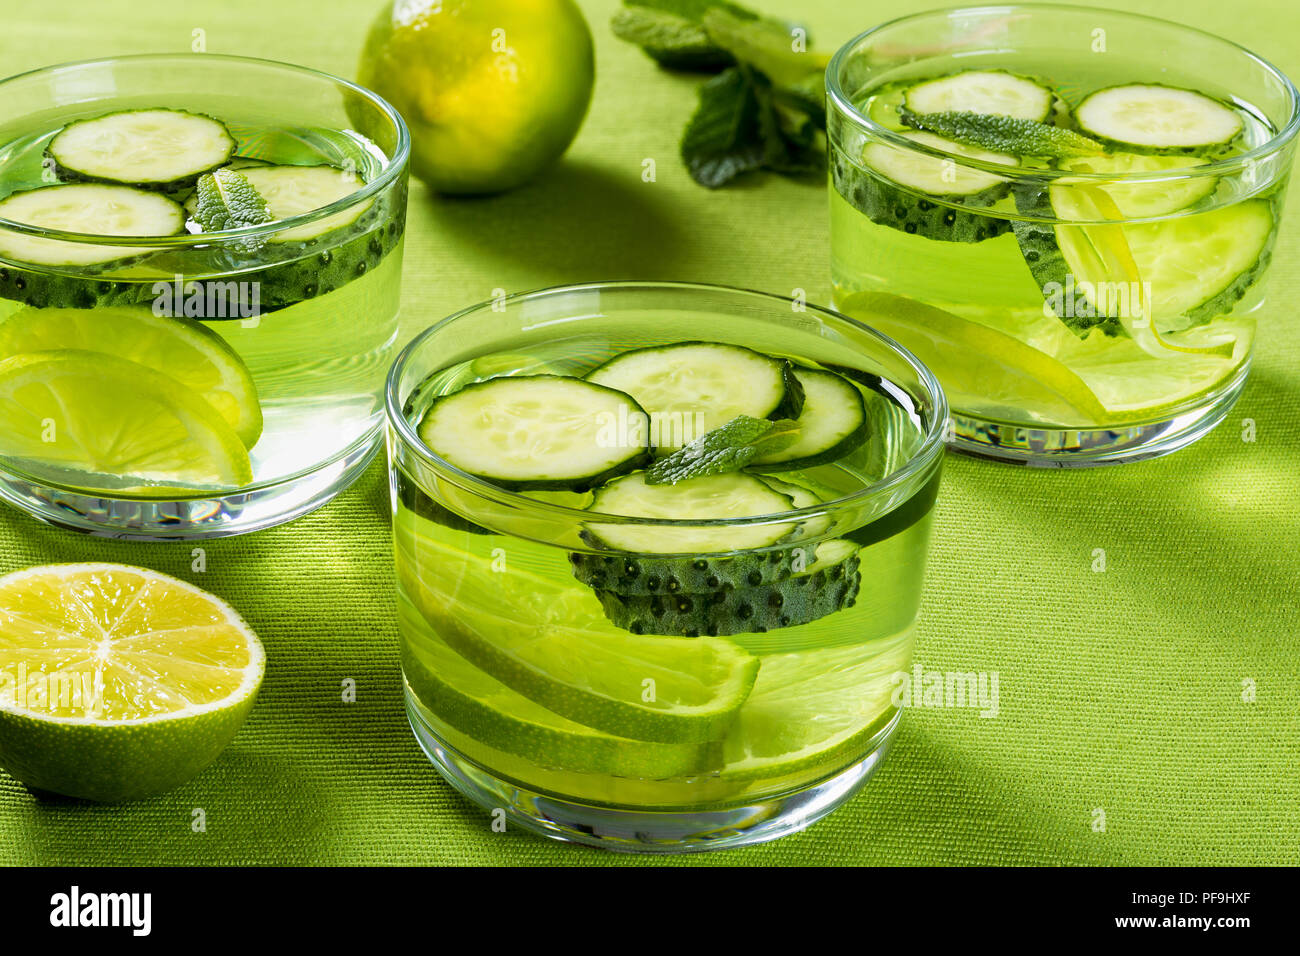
[0, 563, 264, 802]
[837, 290, 1109, 425]
[0, 305, 262, 447]
[400, 598, 719, 779]
[717, 639, 908, 784]
[0, 350, 254, 492]
[394, 511, 758, 743]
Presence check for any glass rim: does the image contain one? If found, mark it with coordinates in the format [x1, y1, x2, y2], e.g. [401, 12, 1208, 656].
[385, 280, 950, 530]
[825, 2, 1300, 186]
[0, 53, 410, 246]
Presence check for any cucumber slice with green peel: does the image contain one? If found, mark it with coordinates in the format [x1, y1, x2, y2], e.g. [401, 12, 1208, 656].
[751, 367, 868, 470]
[415, 375, 653, 491]
[398, 601, 721, 778]
[586, 342, 804, 448]
[1058, 152, 1217, 219]
[1016, 185, 1275, 334]
[185, 165, 371, 241]
[585, 471, 798, 554]
[594, 538, 861, 637]
[569, 545, 801, 596]
[394, 513, 759, 744]
[904, 71, 1054, 122]
[833, 133, 1016, 243]
[572, 476, 832, 595]
[0, 184, 185, 267]
[1074, 85, 1243, 154]
[0, 305, 262, 448]
[46, 109, 236, 191]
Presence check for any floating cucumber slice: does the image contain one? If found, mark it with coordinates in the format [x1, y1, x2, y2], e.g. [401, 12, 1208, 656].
[394, 512, 759, 744]
[586, 342, 804, 448]
[0, 184, 185, 267]
[184, 165, 372, 241]
[594, 538, 861, 637]
[904, 70, 1054, 122]
[585, 471, 797, 554]
[0, 349, 252, 492]
[1074, 85, 1243, 154]
[1057, 152, 1217, 219]
[416, 374, 652, 491]
[833, 132, 1016, 243]
[399, 600, 721, 779]
[751, 366, 868, 470]
[0, 305, 262, 448]
[46, 109, 235, 190]
[1015, 185, 1275, 334]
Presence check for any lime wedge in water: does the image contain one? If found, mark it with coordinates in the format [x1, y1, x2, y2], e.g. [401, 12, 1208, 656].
[837, 290, 1109, 424]
[0, 305, 262, 448]
[718, 639, 907, 783]
[0, 563, 264, 802]
[0, 350, 254, 492]
[400, 598, 720, 779]
[394, 510, 758, 744]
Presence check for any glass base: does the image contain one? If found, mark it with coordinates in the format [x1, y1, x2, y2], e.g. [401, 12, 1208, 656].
[947, 366, 1248, 467]
[406, 687, 898, 854]
[0, 427, 382, 540]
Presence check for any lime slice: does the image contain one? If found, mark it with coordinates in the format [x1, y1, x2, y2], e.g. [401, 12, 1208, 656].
[717, 639, 908, 784]
[0, 350, 254, 493]
[1058, 321, 1248, 416]
[0, 563, 264, 802]
[0, 306, 262, 448]
[394, 510, 758, 743]
[400, 598, 719, 779]
[837, 290, 1109, 425]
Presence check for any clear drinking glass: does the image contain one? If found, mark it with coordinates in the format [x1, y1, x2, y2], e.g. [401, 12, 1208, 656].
[827, 4, 1298, 465]
[387, 281, 947, 852]
[0, 54, 409, 537]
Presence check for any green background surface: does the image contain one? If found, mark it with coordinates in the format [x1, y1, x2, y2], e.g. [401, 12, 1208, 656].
[1, 0, 1297, 866]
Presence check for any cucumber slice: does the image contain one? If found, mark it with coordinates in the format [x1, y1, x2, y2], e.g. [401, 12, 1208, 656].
[833, 132, 1016, 243]
[185, 165, 371, 241]
[904, 71, 1054, 122]
[46, 109, 235, 191]
[586, 472, 797, 554]
[1058, 152, 1217, 219]
[594, 538, 861, 637]
[751, 367, 868, 470]
[0, 184, 184, 267]
[1015, 187, 1275, 334]
[415, 375, 653, 491]
[1074, 85, 1243, 154]
[572, 476, 831, 595]
[586, 342, 804, 448]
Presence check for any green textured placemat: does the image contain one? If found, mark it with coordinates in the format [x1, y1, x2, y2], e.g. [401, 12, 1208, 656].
[1, 0, 1297, 866]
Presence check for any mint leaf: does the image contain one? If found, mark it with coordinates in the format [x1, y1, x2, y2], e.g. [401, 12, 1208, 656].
[681, 65, 821, 187]
[192, 167, 273, 233]
[611, 7, 731, 71]
[899, 109, 1104, 159]
[701, 8, 827, 89]
[645, 415, 800, 485]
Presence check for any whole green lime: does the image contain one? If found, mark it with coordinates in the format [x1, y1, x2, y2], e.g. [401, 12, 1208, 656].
[358, 0, 595, 195]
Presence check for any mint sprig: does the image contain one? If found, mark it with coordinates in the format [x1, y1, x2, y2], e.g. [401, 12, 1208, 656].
[192, 167, 274, 233]
[614, 0, 828, 187]
[644, 415, 799, 485]
[898, 108, 1105, 159]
